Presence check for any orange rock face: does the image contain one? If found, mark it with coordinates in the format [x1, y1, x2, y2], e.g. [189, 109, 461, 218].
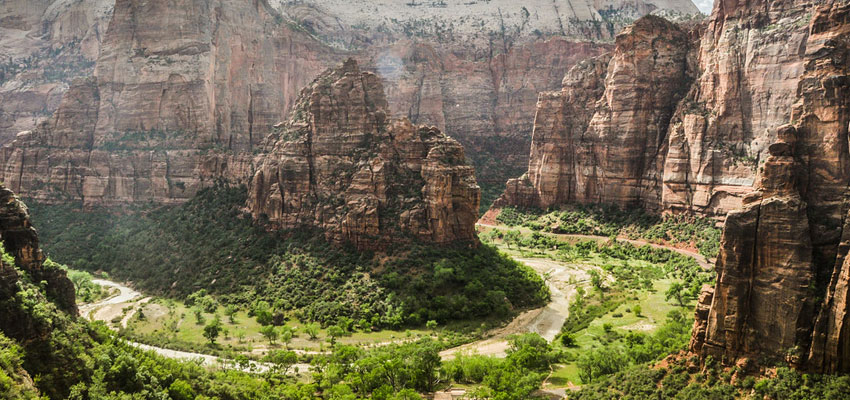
[689, 0, 850, 374]
[248, 59, 480, 250]
[496, 15, 693, 210]
[0, 0, 339, 206]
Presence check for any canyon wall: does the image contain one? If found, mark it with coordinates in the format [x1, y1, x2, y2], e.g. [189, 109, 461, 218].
[497, 15, 693, 210]
[0, 0, 339, 206]
[248, 59, 480, 249]
[0, 0, 112, 144]
[689, 0, 850, 373]
[497, 0, 819, 218]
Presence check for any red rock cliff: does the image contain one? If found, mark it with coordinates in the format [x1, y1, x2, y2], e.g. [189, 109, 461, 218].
[0, 0, 339, 206]
[497, 15, 693, 210]
[248, 59, 480, 250]
[689, 0, 850, 374]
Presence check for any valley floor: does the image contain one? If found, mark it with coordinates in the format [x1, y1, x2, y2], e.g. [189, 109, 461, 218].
[77, 220, 710, 394]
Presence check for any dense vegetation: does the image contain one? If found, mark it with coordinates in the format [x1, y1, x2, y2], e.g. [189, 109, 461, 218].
[28, 185, 548, 329]
[481, 227, 714, 384]
[495, 204, 721, 258]
[569, 358, 850, 400]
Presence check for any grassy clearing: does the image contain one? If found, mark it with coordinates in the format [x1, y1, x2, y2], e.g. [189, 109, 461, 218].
[121, 297, 477, 359]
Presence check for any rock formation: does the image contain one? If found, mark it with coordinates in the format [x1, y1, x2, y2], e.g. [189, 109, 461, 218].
[248, 59, 480, 250]
[497, 0, 826, 219]
[0, 0, 111, 144]
[496, 15, 693, 210]
[0, 183, 76, 317]
[0, 0, 339, 206]
[689, 0, 850, 374]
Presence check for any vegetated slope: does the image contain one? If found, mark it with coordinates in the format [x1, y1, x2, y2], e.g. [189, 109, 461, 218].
[29, 184, 548, 328]
[0, 183, 312, 400]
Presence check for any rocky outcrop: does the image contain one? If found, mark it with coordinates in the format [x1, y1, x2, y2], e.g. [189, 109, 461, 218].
[248, 59, 480, 250]
[0, 183, 76, 315]
[0, 0, 340, 206]
[496, 15, 693, 210]
[689, 0, 850, 374]
[691, 125, 816, 366]
[497, 0, 834, 219]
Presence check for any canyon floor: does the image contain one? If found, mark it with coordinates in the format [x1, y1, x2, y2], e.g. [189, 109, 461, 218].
[77, 220, 706, 393]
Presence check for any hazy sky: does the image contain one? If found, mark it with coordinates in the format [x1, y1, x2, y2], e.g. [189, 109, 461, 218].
[693, 0, 714, 14]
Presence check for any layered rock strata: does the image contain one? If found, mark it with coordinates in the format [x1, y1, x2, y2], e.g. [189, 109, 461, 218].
[0, 0, 112, 144]
[497, 15, 692, 210]
[690, 0, 850, 374]
[0, 0, 339, 205]
[497, 0, 819, 218]
[248, 59, 480, 250]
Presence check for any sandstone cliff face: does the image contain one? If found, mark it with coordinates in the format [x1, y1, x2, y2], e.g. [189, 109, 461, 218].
[0, 0, 111, 144]
[0, 0, 339, 206]
[689, 0, 850, 374]
[496, 15, 692, 210]
[248, 59, 480, 250]
[662, 0, 814, 217]
[498, 0, 832, 218]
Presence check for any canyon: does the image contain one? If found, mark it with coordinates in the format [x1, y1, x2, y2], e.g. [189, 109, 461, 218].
[3, 0, 850, 384]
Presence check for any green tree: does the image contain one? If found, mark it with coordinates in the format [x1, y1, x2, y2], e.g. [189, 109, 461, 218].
[665, 282, 686, 306]
[193, 307, 205, 325]
[327, 325, 344, 345]
[254, 301, 273, 326]
[263, 349, 298, 375]
[203, 318, 222, 344]
[280, 326, 294, 349]
[167, 379, 195, 400]
[304, 322, 320, 340]
[577, 347, 627, 383]
[633, 304, 643, 317]
[224, 305, 238, 324]
[260, 325, 279, 345]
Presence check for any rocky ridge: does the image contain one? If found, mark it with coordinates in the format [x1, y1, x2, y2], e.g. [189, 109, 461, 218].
[0, 182, 77, 340]
[248, 59, 480, 249]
